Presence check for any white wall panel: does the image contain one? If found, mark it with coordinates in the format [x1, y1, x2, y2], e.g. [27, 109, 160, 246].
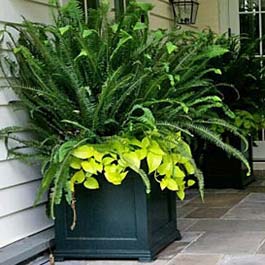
[0, 140, 8, 161]
[0, 180, 46, 217]
[0, 86, 18, 105]
[0, 205, 53, 248]
[0, 0, 54, 250]
[0, 0, 52, 25]
[0, 160, 41, 189]
[0, 106, 28, 129]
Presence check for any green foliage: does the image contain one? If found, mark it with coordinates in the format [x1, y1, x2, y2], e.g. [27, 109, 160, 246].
[202, 30, 265, 137]
[70, 131, 196, 198]
[0, 0, 250, 218]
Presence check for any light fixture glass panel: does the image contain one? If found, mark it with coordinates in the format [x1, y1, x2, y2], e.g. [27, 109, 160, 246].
[239, 0, 259, 12]
[176, 2, 192, 24]
[191, 2, 199, 24]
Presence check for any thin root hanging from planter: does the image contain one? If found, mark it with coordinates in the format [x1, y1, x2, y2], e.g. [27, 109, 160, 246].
[70, 192, 77, 231]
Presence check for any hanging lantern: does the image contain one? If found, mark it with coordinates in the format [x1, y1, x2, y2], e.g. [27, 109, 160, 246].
[169, 0, 199, 25]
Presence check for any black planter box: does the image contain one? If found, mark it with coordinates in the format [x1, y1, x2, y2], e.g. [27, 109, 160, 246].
[54, 171, 181, 261]
[201, 135, 254, 189]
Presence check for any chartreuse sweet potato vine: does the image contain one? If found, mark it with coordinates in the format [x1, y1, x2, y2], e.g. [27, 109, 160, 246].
[69, 132, 196, 200]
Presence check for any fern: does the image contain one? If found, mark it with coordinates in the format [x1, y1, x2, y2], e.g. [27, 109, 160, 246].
[0, 0, 252, 217]
[181, 122, 251, 175]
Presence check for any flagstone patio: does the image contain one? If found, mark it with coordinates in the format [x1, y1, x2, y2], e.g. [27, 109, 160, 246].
[38, 176, 265, 265]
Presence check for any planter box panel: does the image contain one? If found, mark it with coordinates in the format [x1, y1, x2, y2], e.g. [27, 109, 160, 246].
[55, 172, 179, 261]
[65, 180, 139, 240]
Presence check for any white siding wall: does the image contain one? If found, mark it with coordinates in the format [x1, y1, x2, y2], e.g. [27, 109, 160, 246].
[0, 0, 54, 249]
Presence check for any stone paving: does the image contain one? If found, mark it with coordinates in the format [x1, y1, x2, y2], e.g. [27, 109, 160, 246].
[43, 177, 265, 265]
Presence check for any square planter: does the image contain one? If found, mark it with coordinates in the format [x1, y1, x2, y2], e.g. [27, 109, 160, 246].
[201, 134, 254, 189]
[54, 171, 181, 261]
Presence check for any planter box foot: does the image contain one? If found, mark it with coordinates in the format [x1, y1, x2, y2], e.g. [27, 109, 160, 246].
[138, 257, 155, 262]
[176, 229, 182, 241]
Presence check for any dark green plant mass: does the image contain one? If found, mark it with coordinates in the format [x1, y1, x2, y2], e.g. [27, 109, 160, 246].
[0, 0, 250, 219]
[201, 31, 265, 137]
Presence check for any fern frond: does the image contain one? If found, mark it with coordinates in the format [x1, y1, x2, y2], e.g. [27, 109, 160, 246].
[181, 122, 251, 175]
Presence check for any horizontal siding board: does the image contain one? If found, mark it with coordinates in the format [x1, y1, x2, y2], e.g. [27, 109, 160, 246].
[0, 180, 46, 218]
[0, 131, 36, 161]
[0, 0, 52, 25]
[0, 86, 18, 105]
[0, 160, 41, 189]
[0, 228, 54, 265]
[25, 0, 53, 6]
[0, 204, 53, 248]
[0, 140, 8, 161]
[0, 105, 29, 129]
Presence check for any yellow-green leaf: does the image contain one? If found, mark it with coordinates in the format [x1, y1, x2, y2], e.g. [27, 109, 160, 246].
[71, 170, 85, 185]
[157, 160, 173, 177]
[81, 159, 98, 174]
[102, 156, 115, 165]
[84, 177, 99, 189]
[166, 42, 177, 54]
[160, 178, 168, 190]
[180, 140, 192, 157]
[104, 164, 128, 185]
[154, 30, 164, 41]
[111, 23, 118, 33]
[69, 157, 82, 169]
[118, 158, 127, 168]
[174, 166, 185, 178]
[172, 154, 181, 164]
[95, 161, 103, 173]
[147, 152, 162, 173]
[214, 68, 222, 75]
[72, 145, 94, 159]
[134, 22, 147, 30]
[13, 47, 23, 54]
[93, 150, 104, 162]
[177, 189, 185, 200]
[82, 29, 93, 38]
[123, 152, 141, 169]
[167, 178, 179, 191]
[135, 148, 147, 160]
[185, 162, 195, 175]
[175, 75, 180, 82]
[141, 137, 150, 148]
[75, 49, 88, 61]
[59, 25, 70, 35]
[130, 138, 142, 147]
[149, 140, 164, 156]
[187, 179, 196, 187]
